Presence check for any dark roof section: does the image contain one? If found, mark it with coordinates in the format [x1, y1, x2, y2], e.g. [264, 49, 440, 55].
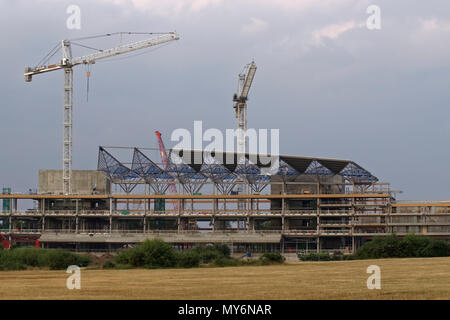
[317, 159, 350, 174]
[170, 149, 377, 182]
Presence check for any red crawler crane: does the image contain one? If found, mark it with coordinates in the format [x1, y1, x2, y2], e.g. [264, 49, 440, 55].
[0, 232, 40, 250]
[0, 232, 10, 250]
[155, 131, 178, 211]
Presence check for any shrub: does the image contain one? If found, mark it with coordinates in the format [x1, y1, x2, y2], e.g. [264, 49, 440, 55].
[114, 249, 132, 265]
[47, 249, 90, 270]
[419, 239, 450, 257]
[177, 251, 201, 268]
[114, 239, 178, 268]
[355, 235, 402, 259]
[259, 252, 285, 264]
[0, 260, 27, 271]
[102, 261, 116, 269]
[331, 251, 344, 261]
[114, 264, 133, 270]
[192, 246, 220, 263]
[211, 257, 240, 267]
[0, 247, 91, 270]
[298, 252, 332, 261]
[355, 234, 450, 259]
[212, 243, 231, 258]
[4, 248, 48, 267]
[114, 241, 232, 269]
[399, 234, 430, 257]
[191, 244, 231, 263]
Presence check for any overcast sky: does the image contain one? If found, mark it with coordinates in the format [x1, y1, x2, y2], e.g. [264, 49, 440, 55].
[0, 0, 449, 200]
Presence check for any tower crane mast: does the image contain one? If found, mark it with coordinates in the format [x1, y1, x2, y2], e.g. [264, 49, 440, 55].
[233, 61, 257, 199]
[233, 61, 256, 161]
[24, 32, 179, 194]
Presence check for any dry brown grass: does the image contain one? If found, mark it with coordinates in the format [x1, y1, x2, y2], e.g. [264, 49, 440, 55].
[0, 257, 449, 300]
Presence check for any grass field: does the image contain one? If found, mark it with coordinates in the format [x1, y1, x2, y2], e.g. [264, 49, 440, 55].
[0, 257, 449, 299]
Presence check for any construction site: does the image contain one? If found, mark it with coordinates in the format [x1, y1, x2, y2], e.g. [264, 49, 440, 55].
[1, 32, 449, 255]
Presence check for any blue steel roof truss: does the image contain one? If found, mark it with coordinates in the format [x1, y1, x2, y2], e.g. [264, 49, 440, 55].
[98, 147, 379, 194]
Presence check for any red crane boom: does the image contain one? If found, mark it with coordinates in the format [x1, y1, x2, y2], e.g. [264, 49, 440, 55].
[155, 131, 178, 210]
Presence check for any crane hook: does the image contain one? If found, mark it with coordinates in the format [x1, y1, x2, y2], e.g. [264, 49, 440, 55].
[86, 64, 91, 102]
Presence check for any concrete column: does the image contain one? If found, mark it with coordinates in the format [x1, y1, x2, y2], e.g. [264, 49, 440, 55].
[143, 215, 147, 233]
[75, 199, 78, 234]
[316, 198, 320, 237]
[109, 197, 112, 233]
[213, 199, 218, 214]
[212, 198, 217, 232]
[316, 237, 320, 253]
[38, 198, 44, 233]
[8, 196, 12, 233]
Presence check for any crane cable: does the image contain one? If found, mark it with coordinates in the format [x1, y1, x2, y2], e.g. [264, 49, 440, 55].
[69, 31, 175, 42]
[35, 43, 60, 68]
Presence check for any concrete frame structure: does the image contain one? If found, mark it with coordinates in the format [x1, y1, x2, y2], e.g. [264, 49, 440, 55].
[1, 193, 449, 253]
[1, 149, 448, 253]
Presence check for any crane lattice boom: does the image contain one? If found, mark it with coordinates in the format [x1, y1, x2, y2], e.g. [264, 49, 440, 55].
[237, 61, 257, 101]
[24, 32, 179, 194]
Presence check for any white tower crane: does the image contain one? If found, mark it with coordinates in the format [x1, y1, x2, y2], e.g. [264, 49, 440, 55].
[233, 61, 257, 201]
[24, 32, 179, 194]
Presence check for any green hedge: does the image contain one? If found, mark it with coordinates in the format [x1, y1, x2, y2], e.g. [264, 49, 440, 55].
[176, 250, 201, 268]
[191, 243, 231, 263]
[0, 247, 91, 270]
[355, 234, 450, 259]
[114, 239, 230, 269]
[115, 239, 178, 268]
[259, 252, 285, 264]
[114, 240, 271, 269]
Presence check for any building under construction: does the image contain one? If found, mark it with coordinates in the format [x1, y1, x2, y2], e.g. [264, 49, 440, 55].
[11, 39, 449, 255]
[1, 147, 449, 254]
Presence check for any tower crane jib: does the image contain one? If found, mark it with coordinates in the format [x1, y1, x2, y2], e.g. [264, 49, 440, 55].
[24, 32, 179, 194]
